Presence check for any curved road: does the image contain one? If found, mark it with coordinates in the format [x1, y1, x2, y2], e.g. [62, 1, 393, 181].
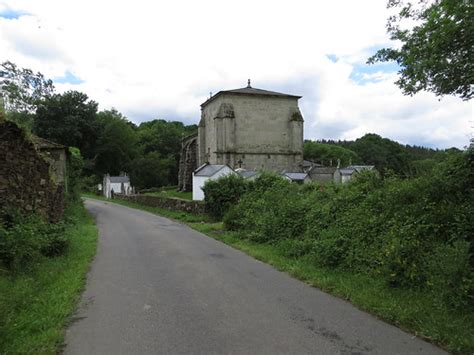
[65, 199, 446, 354]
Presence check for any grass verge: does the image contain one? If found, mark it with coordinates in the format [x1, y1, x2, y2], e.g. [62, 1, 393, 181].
[143, 186, 193, 200]
[0, 202, 98, 354]
[83, 195, 473, 354]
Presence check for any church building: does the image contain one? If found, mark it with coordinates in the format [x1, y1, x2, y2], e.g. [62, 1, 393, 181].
[198, 80, 304, 171]
[178, 81, 304, 191]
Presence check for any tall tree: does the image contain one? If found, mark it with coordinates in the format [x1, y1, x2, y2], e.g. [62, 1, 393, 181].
[368, 0, 473, 100]
[34, 91, 99, 159]
[94, 109, 139, 175]
[351, 134, 412, 175]
[0, 61, 54, 112]
[303, 141, 361, 167]
[128, 152, 175, 189]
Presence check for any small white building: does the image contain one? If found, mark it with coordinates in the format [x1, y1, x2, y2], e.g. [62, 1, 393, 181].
[192, 164, 236, 201]
[103, 173, 133, 198]
[282, 172, 311, 184]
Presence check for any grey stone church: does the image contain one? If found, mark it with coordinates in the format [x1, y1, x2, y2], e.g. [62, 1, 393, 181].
[178, 81, 304, 191]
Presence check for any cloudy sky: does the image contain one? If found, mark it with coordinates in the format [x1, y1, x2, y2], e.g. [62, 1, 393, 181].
[0, 0, 471, 148]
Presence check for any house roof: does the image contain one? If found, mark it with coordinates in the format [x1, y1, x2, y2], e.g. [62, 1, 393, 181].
[201, 84, 301, 107]
[283, 172, 309, 181]
[339, 165, 375, 175]
[339, 169, 356, 176]
[194, 164, 231, 177]
[347, 165, 375, 173]
[109, 176, 130, 183]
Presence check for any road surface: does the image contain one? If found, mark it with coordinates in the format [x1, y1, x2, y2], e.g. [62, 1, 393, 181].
[64, 199, 446, 354]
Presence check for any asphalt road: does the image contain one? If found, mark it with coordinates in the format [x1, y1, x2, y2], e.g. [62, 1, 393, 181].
[64, 199, 446, 355]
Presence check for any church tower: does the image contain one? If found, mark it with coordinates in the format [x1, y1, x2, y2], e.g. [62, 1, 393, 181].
[197, 81, 304, 172]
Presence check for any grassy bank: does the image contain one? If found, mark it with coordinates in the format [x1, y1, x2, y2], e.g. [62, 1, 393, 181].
[85, 194, 473, 354]
[144, 189, 193, 200]
[0, 203, 98, 353]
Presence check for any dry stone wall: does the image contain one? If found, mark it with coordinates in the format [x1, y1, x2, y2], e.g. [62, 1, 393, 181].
[0, 121, 64, 222]
[114, 193, 205, 214]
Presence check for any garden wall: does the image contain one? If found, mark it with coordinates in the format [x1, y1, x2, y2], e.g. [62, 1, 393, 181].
[0, 121, 64, 222]
[114, 193, 205, 214]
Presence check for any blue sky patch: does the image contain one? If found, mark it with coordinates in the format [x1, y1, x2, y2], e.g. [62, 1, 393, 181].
[350, 62, 400, 84]
[0, 8, 29, 19]
[54, 70, 85, 85]
[326, 54, 338, 63]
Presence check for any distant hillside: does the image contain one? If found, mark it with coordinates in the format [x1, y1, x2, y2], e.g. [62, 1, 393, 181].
[304, 134, 461, 176]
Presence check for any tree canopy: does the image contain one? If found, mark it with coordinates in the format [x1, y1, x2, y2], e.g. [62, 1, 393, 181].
[94, 109, 139, 175]
[303, 141, 360, 167]
[34, 91, 99, 159]
[0, 61, 54, 112]
[368, 0, 473, 100]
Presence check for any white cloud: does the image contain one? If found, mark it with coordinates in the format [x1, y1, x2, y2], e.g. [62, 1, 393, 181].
[0, 0, 471, 148]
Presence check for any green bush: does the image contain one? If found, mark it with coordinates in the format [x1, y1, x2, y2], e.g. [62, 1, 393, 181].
[0, 213, 69, 272]
[202, 174, 248, 219]
[66, 147, 84, 202]
[248, 172, 289, 193]
[222, 148, 473, 309]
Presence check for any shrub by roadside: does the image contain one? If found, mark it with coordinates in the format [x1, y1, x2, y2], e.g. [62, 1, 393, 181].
[0, 212, 68, 272]
[0, 202, 98, 353]
[202, 174, 248, 219]
[223, 150, 473, 310]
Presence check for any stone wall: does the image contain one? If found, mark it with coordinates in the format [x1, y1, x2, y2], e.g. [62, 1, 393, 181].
[114, 194, 205, 214]
[0, 121, 65, 222]
[177, 134, 198, 192]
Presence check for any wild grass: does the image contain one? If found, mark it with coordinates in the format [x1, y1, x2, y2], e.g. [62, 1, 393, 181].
[144, 186, 193, 200]
[0, 203, 98, 354]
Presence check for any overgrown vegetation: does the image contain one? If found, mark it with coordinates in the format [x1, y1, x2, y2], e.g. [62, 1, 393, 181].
[121, 149, 472, 350]
[0, 202, 98, 353]
[200, 148, 474, 353]
[223, 149, 473, 308]
[202, 174, 249, 219]
[0, 120, 97, 353]
[143, 186, 193, 200]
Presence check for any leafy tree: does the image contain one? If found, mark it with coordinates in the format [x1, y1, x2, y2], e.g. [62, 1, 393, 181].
[137, 119, 197, 156]
[94, 109, 139, 175]
[128, 152, 175, 189]
[304, 141, 361, 167]
[368, 0, 473, 100]
[136, 119, 197, 184]
[0, 61, 54, 112]
[34, 91, 99, 159]
[351, 134, 412, 175]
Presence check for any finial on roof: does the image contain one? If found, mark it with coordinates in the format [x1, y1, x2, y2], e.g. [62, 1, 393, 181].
[247, 79, 251, 88]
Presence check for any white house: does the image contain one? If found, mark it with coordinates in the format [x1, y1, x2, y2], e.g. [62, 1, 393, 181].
[192, 164, 236, 201]
[103, 173, 133, 198]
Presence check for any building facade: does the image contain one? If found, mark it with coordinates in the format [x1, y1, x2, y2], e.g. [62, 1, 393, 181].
[103, 173, 133, 198]
[197, 81, 304, 172]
